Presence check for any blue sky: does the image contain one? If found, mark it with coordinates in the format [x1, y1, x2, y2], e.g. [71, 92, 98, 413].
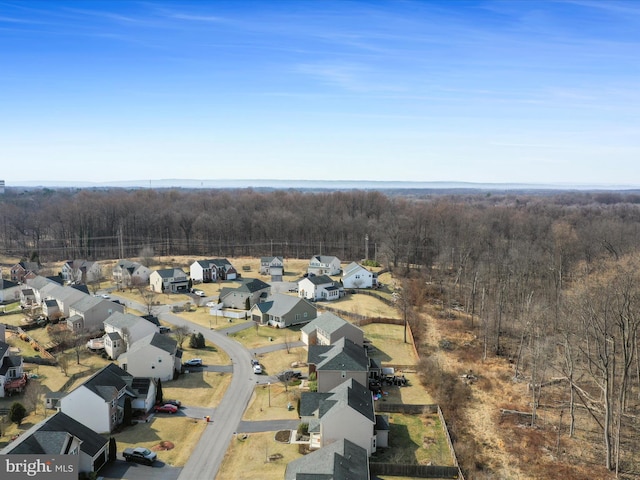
[1, 1, 639, 186]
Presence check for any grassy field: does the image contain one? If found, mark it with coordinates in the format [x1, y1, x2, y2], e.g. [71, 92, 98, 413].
[361, 323, 419, 367]
[256, 346, 307, 378]
[230, 323, 302, 350]
[323, 293, 400, 319]
[217, 431, 300, 480]
[163, 371, 232, 408]
[113, 416, 208, 467]
[372, 413, 454, 466]
[243, 382, 301, 421]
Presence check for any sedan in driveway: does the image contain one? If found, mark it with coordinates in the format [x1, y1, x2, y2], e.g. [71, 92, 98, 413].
[184, 358, 203, 367]
[154, 404, 178, 414]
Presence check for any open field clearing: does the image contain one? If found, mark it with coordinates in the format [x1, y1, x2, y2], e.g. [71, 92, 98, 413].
[218, 431, 300, 480]
[173, 307, 250, 331]
[114, 415, 207, 467]
[256, 346, 307, 378]
[179, 342, 230, 368]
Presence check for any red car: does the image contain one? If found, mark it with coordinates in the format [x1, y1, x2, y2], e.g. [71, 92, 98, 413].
[154, 404, 178, 414]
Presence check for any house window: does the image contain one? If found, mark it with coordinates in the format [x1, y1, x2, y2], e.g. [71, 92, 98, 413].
[122, 364, 127, 371]
[303, 312, 308, 318]
[295, 314, 301, 321]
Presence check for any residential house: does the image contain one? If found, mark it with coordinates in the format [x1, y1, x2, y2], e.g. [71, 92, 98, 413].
[250, 293, 317, 327]
[285, 438, 370, 480]
[67, 296, 124, 333]
[219, 278, 271, 310]
[0, 412, 109, 475]
[298, 275, 342, 302]
[260, 256, 284, 280]
[102, 312, 159, 360]
[301, 312, 364, 347]
[0, 278, 21, 304]
[299, 378, 380, 455]
[112, 260, 151, 288]
[10, 261, 39, 283]
[308, 255, 342, 276]
[0, 325, 25, 397]
[118, 332, 181, 382]
[61, 259, 102, 285]
[149, 268, 189, 294]
[308, 337, 369, 393]
[37, 282, 87, 319]
[190, 258, 237, 283]
[342, 262, 377, 289]
[60, 363, 155, 434]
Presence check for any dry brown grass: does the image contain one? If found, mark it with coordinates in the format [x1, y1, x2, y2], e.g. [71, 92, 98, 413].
[361, 323, 418, 367]
[230, 323, 301, 350]
[163, 371, 231, 408]
[243, 382, 301, 421]
[325, 293, 400, 319]
[217, 431, 300, 480]
[256, 346, 307, 378]
[113, 416, 207, 467]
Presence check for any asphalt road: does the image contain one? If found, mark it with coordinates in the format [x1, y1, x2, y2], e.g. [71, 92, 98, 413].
[111, 294, 292, 480]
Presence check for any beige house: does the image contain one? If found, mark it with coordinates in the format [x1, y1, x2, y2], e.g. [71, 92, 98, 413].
[301, 312, 364, 346]
[112, 260, 151, 288]
[308, 255, 342, 276]
[118, 333, 181, 382]
[61, 259, 102, 285]
[308, 337, 369, 393]
[68, 296, 124, 333]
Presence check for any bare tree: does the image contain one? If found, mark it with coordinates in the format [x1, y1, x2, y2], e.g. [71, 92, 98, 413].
[173, 325, 190, 349]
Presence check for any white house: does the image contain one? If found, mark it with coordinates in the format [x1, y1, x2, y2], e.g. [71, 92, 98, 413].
[299, 378, 378, 455]
[301, 312, 364, 347]
[0, 327, 25, 397]
[112, 260, 151, 288]
[342, 262, 377, 289]
[190, 258, 237, 283]
[260, 256, 284, 279]
[118, 332, 181, 382]
[298, 275, 342, 302]
[102, 312, 159, 360]
[308, 255, 342, 276]
[0, 412, 109, 475]
[0, 278, 21, 304]
[61, 260, 102, 285]
[60, 363, 154, 434]
[149, 268, 189, 293]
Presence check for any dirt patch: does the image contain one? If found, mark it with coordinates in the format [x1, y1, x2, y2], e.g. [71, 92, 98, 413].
[153, 441, 175, 451]
[274, 430, 291, 443]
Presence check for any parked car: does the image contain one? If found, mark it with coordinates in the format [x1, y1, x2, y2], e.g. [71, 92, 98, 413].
[161, 399, 182, 408]
[101, 293, 110, 299]
[159, 326, 171, 334]
[251, 359, 259, 367]
[123, 447, 157, 465]
[154, 403, 178, 414]
[253, 364, 262, 374]
[205, 301, 217, 307]
[184, 358, 203, 367]
[194, 290, 205, 297]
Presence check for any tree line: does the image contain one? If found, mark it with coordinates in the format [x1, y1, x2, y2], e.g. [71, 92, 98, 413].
[3, 186, 640, 474]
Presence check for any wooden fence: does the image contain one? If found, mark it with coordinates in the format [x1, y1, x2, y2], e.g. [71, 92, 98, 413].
[369, 463, 460, 478]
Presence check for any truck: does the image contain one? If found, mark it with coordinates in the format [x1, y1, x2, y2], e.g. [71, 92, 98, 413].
[122, 447, 157, 465]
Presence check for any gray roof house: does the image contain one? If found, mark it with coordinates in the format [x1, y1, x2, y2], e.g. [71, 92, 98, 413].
[285, 438, 370, 480]
[301, 312, 365, 347]
[220, 278, 271, 310]
[0, 411, 109, 474]
[112, 259, 151, 288]
[149, 268, 189, 293]
[308, 255, 342, 276]
[0, 278, 21, 303]
[190, 258, 238, 282]
[298, 274, 343, 301]
[308, 337, 370, 393]
[250, 293, 317, 327]
[0, 336, 25, 397]
[342, 262, 378, 289]
[60, 363, 155, 433]
[102, 312, 159, 360]
[260, 256, 284, 280]
[68, 296, 124, 333]
[299, 378, 380, 455]
[118, 332, 181, 382]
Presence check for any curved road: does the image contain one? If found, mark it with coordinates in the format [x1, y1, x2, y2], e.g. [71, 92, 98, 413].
[117, 296, 274, 479]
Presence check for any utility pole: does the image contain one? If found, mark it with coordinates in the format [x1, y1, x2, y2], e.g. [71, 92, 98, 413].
[365, 234, 369, 261]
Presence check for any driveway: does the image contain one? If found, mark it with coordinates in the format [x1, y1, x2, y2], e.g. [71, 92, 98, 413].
[99, 459, 181, 480]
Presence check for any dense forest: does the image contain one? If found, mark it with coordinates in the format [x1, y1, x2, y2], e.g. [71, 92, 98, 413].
[3, 186, 640, 477]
